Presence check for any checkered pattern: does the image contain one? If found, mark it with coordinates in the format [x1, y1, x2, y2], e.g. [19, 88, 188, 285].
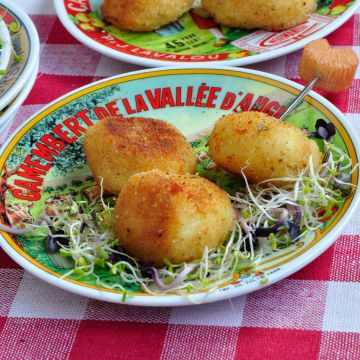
[0, 1, 360, 359]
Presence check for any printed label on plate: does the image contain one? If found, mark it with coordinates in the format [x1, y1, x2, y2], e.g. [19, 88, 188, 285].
[231, 14, 332, 53]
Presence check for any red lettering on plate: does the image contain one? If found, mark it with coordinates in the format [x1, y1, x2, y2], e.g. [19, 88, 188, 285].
[94, 107, 110, 119]
[12, 188, 41, 201]
[66, 0, 90, 13]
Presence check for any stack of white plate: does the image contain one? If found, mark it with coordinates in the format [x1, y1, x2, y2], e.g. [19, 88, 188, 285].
[0, 0, 39, 133]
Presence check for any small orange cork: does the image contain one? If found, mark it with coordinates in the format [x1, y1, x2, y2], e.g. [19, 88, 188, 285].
[298, 39, 359, 92]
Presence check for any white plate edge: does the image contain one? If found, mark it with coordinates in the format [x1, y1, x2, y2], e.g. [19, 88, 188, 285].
[0, 60, 39, 133]
[0, 19, 12, 74]
[0, 0, 40, 111]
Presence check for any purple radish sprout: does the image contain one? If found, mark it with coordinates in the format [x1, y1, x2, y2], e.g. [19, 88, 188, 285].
[149, 263, 199, 291]
[238, 215, 251, 236]
[80, 221, 96, 234]
[287, 203, 302, 223]
[235, 210, 258, 248]
[0, 213, 52, 235]
[271, 208, 289, 227]
[320, 167, 328, 178]
[312, 119, 336, 141]
[255, 208, 289, 237]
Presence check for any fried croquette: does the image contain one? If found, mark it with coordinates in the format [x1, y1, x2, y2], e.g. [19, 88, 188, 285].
[208, 112, 322, 185]
[113, 170, 235, 266]
[101, 0, 194, 32]
[83, 116, 197, 195]
[202, 0, 317, 31]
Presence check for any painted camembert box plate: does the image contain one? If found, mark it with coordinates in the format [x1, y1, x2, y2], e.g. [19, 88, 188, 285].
[0, 67, 359, 306]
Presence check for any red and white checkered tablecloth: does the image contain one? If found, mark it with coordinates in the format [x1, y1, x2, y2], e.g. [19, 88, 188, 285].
[1, 1, 360, 359]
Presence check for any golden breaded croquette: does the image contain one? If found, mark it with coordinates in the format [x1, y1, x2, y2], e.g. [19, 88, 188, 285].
[202, 0, 317, 31]
[83, 116, 197, 195]
[101, 0, 194, 32]
[208, 112, 322, 185]
[113, 170, 235, 266]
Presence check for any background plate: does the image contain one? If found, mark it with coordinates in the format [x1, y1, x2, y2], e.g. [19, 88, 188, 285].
[0, 19, 11, 79]
[0, 67, 359, 306]
[0, 0, 39, 111]
[55, 0, 360, 67]
[0, 60, 39, 133]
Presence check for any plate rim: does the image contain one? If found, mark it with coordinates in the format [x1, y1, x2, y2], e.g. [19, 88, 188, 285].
[0, 66, 359, 306]
[0, 0, 40, 111]
[54, 0, 360, 67]
[0, 60, 39, 133]
[0, 18, 12, 75]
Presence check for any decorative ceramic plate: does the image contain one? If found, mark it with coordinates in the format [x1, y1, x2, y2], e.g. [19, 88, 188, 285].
[0, 0, 39, 111]
[0, 19, 11, 79]
[55, 0, 360, 67]
[0, 67, 359, 306]
[0, 61, 38, 133]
